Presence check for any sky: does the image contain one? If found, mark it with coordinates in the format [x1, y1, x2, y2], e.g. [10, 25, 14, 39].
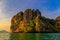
[0, 0, 60, 32]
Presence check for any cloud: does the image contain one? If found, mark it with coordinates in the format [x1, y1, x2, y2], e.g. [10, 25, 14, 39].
[3, 0, 37, 18]
[0, 18, 10, 32]
[0, 0, 8, 23]
[42, 8, 60, 19]
[4, 0, 47, 18]
[50, 9, 60, 19]
[0, 0, 6, 19]
[0, 0, 10, 32]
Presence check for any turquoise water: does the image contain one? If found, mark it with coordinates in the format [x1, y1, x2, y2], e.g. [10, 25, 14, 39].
[0, 33, 60, 40]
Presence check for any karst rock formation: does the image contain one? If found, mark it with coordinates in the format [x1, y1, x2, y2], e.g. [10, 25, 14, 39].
[11, 9, 60, 33]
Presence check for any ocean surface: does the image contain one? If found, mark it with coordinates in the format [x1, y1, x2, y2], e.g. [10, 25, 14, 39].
[0, 33, 60, 40]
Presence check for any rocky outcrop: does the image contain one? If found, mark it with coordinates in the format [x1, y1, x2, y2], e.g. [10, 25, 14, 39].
[11, 9, 60, 33]
[56, 16, 60, 26]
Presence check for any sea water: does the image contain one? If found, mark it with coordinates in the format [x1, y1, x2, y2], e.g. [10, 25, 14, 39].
[0, 33, 60, 40]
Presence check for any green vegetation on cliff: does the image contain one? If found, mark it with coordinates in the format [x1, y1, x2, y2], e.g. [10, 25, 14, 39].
[11, 9, 60, 33]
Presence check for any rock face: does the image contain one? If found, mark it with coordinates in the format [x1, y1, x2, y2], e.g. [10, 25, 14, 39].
[11, 9, 42, 32]
[11, 9, 60, 33]
[56, 16, 60, 26]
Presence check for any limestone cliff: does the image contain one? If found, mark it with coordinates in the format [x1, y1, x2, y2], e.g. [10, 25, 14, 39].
[11, 9, 60, 33]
